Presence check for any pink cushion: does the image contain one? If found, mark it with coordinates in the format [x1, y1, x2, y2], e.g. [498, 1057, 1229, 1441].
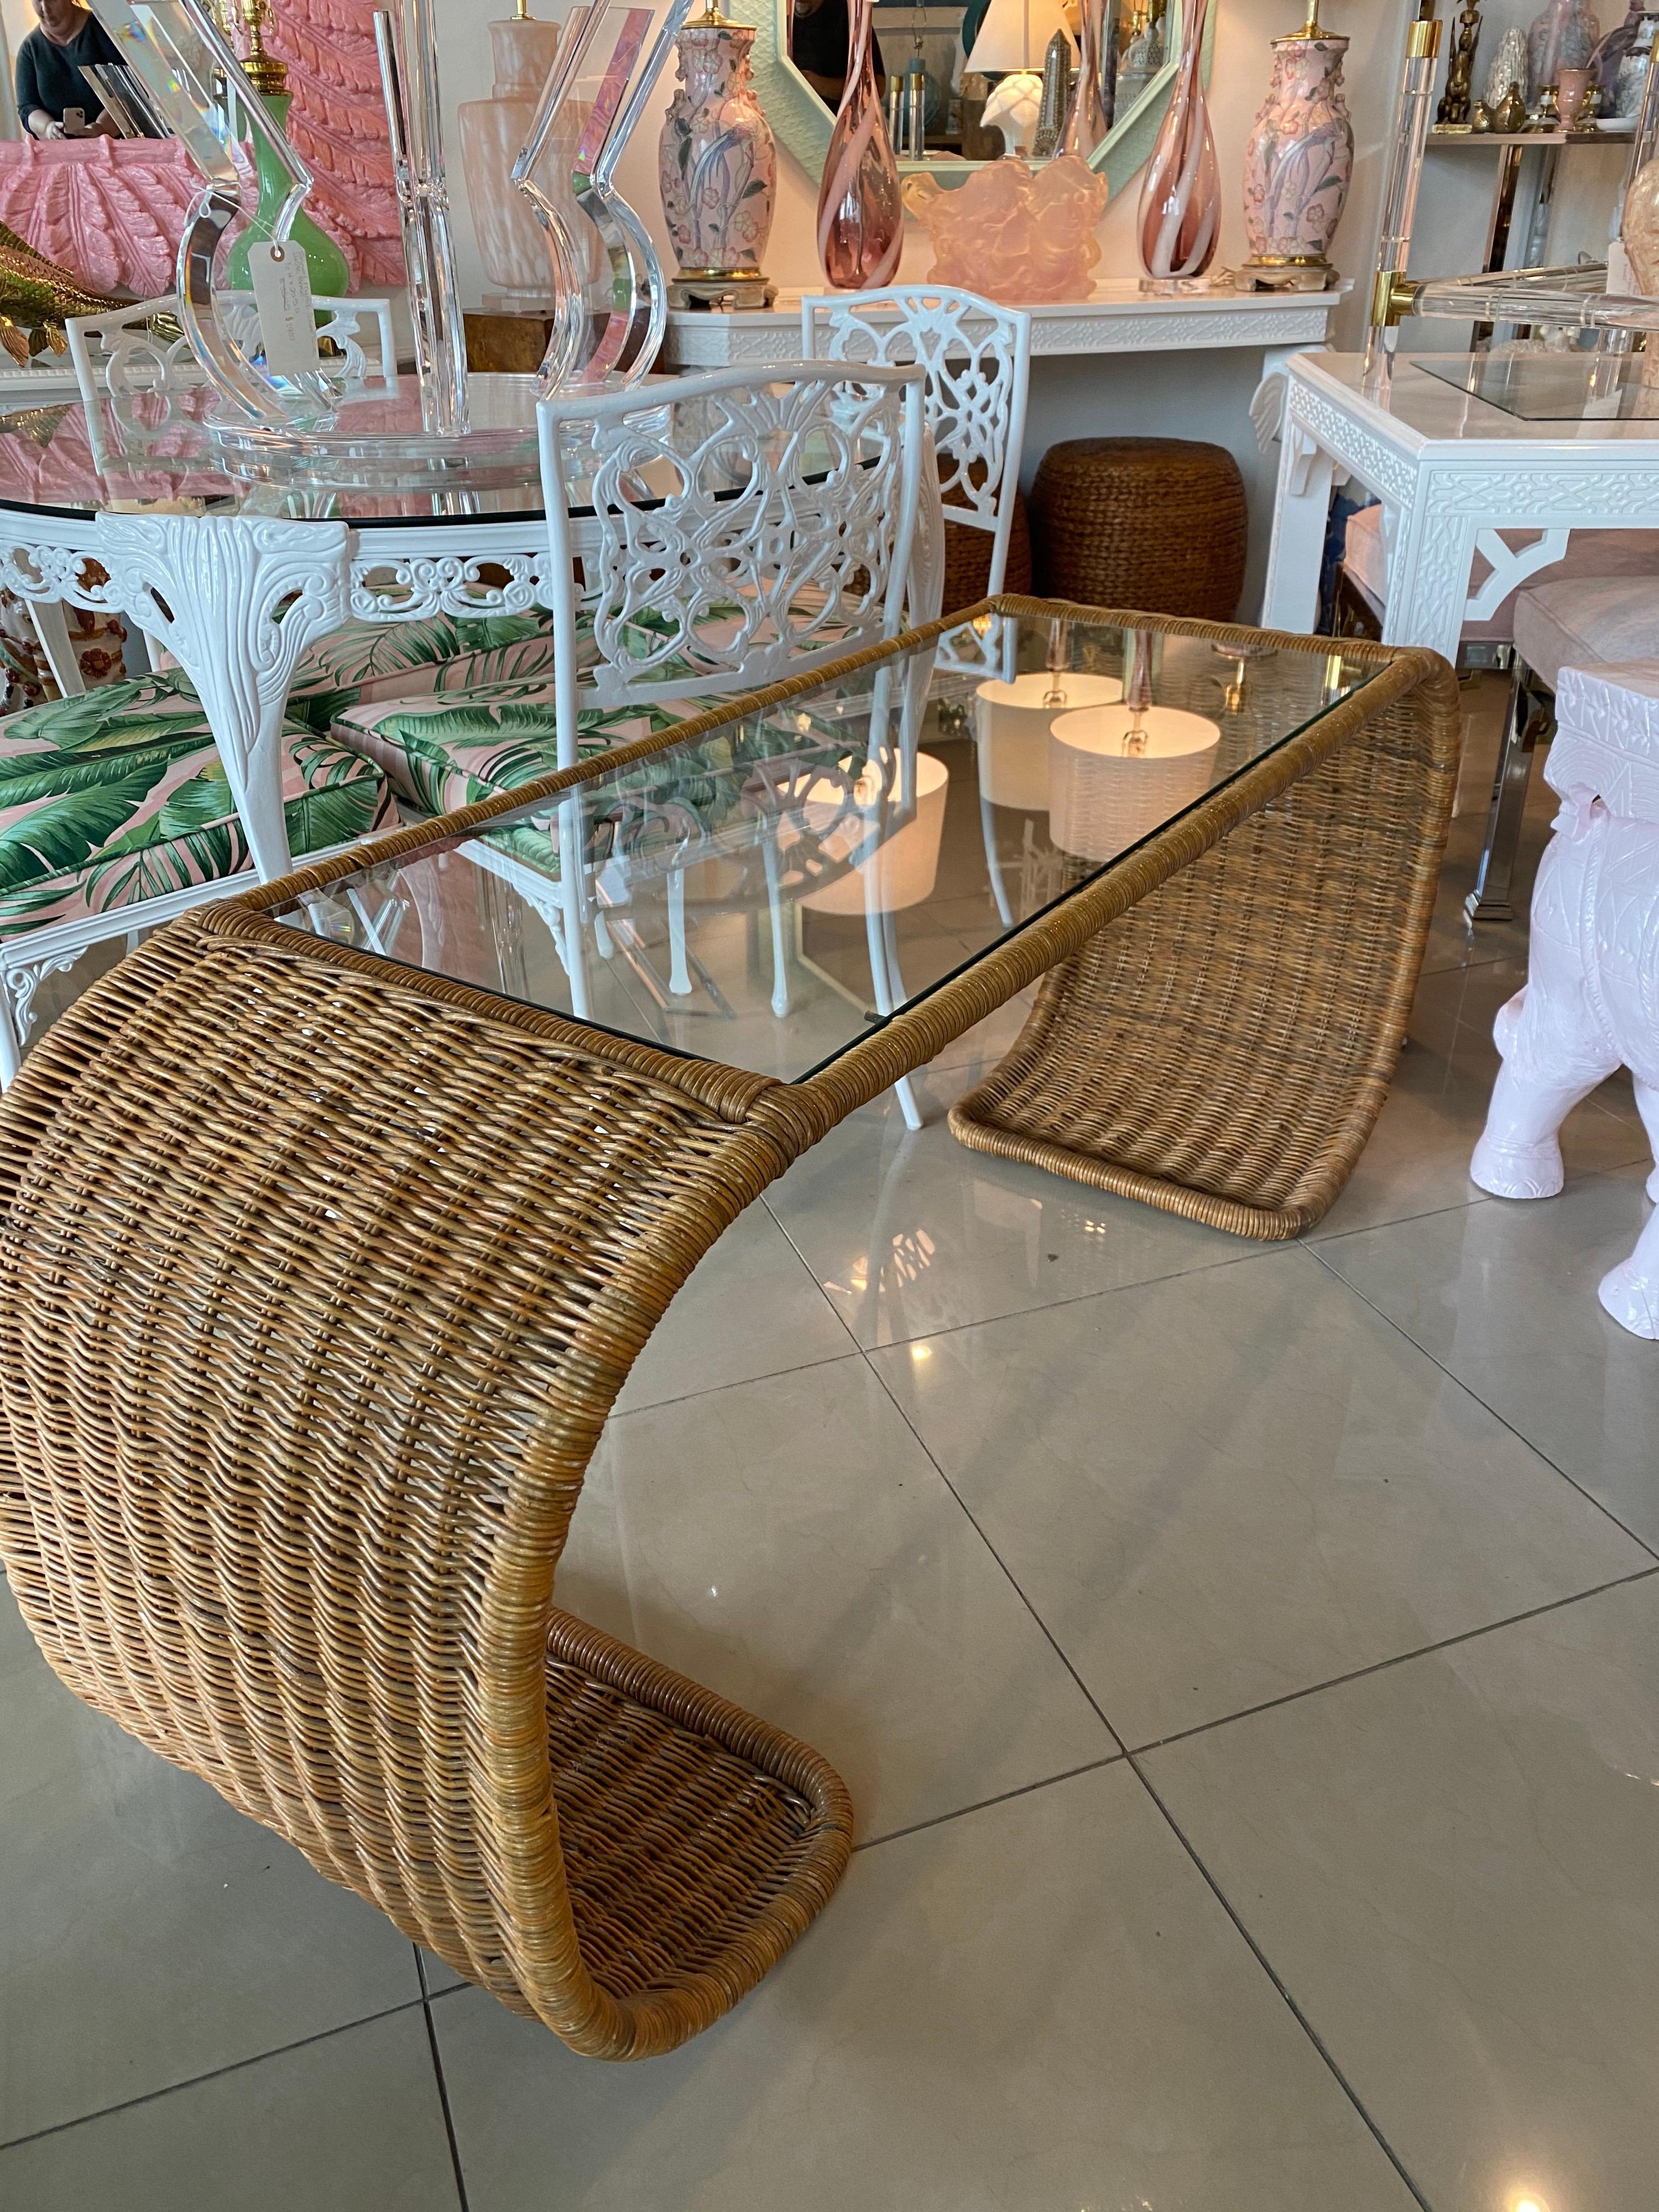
[1513, 577, 1659, 692]
[1342, 507, 1659, 644]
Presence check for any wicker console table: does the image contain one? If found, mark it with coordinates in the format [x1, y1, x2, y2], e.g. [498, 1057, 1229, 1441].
[0, 601, 1459, 2059]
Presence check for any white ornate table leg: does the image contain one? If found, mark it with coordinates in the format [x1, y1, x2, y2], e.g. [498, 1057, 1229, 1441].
[1261, 419, 1335, 634]
[92, 515, 355, 883]
[1381, 483, 1476, 667]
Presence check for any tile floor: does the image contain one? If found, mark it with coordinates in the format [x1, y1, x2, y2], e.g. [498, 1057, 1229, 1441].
[4, 682, 1658, 2210]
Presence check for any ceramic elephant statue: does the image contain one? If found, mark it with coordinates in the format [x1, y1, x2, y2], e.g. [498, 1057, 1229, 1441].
[1470, 785, 1659, 1337]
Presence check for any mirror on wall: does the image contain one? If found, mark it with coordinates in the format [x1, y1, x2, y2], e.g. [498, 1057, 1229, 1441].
[728, 0, 1204, 201]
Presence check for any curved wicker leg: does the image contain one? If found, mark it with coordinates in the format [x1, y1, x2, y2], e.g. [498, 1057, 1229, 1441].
[948, 657, 1463, 1238]
[0, 907, 848, 2060]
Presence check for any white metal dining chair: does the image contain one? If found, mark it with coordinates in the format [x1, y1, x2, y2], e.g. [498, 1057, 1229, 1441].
[333, 362, 932, 1115]
[802, 287, 1032, 942]
[800, 286, 1031, 648]
[547, 362, 925, 1067]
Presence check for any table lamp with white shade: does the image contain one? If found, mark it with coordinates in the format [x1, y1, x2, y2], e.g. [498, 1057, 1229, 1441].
[1049, 698, 1221, 862]
[966, 0, 1075, 156]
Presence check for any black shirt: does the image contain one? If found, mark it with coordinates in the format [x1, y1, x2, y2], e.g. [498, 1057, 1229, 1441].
[16, 18, 122, 126]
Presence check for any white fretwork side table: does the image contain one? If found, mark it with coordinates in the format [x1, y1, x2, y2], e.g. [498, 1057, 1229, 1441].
[1261, 352, 1659, 662]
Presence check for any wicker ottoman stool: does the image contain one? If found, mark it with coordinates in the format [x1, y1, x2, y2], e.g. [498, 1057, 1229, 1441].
[1030, 437, 1248, 619]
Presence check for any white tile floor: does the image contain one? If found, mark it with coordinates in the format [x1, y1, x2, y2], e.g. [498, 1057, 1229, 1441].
[4, 681, 1657, 2210]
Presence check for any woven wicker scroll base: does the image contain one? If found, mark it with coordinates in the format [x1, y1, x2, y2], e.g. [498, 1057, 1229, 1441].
[0, 601, 1459, 2060]
[0, 911, 850, 2060]
[948, 640, 1464, 1238]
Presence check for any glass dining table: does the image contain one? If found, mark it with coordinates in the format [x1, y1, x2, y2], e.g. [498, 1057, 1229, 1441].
[240, 594, 1462, 1233]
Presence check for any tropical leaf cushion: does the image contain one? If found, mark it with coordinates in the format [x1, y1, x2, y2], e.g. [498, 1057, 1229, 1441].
[286, 607, 572, 734]
[330, 677, 701, 817]
[0, 674, 393, 941]
[335, 676, 865, 894]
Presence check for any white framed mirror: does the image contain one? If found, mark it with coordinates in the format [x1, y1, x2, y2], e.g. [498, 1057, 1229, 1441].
[726, 0, 1213, 200]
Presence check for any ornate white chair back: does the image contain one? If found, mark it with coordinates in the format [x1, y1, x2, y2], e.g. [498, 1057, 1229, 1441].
[538, 363, 926, 766]
[66, 294, 398, 461]
[800, 286, 1031, 571]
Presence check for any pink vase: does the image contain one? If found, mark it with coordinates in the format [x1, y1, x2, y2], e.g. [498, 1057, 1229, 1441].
[815, 0, 902, 289]
[1136, 0, 1219, 285]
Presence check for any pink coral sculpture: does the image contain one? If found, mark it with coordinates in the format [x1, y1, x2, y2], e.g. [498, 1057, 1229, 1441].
[902, 156, 1108, 305]
[267, 0, 400, 288]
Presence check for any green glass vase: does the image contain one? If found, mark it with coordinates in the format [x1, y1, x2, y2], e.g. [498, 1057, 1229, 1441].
[224, 90, 352, 299]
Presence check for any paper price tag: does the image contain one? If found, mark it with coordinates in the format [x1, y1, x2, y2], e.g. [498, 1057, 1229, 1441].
[246, 242, 322, 380]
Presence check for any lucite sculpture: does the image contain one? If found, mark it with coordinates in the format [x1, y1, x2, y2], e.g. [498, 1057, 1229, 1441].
[374, 0, 468, 435]
[514, 0, 688, 388]
[88, 0, 340, 427]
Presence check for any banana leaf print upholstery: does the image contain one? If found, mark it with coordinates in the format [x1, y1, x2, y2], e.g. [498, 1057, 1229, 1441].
[331, 677, 697, 816]
[339, 677, 865, 894]
[286, 607, 571, 735]
[326, 607, 773, 813]
[0, 676, 393, 941]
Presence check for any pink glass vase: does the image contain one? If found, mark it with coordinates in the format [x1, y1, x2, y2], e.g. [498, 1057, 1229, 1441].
[815, 0, 902, 289]
[1136, 0, 1219, 285]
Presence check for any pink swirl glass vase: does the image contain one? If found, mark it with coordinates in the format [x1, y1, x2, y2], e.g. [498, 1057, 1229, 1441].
[1136, 0, 1219, 285]
[815, 0, 902, 289]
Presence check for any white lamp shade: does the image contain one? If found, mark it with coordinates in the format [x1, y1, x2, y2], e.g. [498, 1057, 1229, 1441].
[798, 750, 951, 915]
[1049, 704, 1220, 863]
[966, 0, 1073, 74]
[974, 671, 1124, 812]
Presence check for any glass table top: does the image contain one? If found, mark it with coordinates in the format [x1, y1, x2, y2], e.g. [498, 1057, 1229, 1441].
[1412, 348, 1659, 423]
[267, 610, 1376, 1084]
[0, 373, 886, 525]
[0, 375, 552, 524]
[1301, 349, 1659, 445]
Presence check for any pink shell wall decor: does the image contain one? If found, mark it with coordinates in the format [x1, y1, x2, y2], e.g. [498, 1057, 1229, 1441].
[0, 139, 202, 299]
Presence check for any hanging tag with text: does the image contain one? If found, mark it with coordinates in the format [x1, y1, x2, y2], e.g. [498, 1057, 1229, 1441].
[246, 242, 322, 380]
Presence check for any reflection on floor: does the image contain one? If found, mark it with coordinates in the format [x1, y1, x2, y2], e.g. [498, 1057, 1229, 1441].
[4, 675, 1657, 2211]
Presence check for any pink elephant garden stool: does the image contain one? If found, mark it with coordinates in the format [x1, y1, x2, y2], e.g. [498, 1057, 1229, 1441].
[1470, 658, 1659, 1337]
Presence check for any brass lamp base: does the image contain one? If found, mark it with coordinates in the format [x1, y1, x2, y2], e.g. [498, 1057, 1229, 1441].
[1241, 253, 1338, 293]
[667, 268, 778, 311]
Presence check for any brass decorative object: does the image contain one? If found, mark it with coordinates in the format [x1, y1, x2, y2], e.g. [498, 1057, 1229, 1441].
[1436, 0, 1484, 125]
[0, 221, 133, 367]
[237, 0, 286, 95]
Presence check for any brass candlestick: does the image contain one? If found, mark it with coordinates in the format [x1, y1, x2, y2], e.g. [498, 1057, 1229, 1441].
[239, 0, 288, 96]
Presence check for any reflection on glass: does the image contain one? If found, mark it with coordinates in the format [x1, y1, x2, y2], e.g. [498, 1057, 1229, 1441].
[268, 612, 1375, 1085]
